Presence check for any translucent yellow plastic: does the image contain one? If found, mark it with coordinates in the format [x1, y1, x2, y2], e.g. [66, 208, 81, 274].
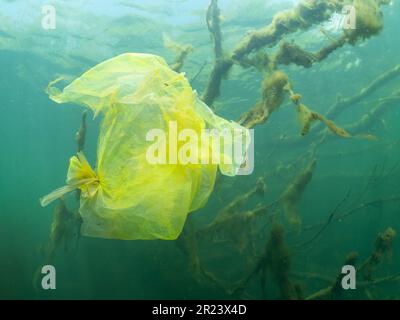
[40, 53, 250, 240]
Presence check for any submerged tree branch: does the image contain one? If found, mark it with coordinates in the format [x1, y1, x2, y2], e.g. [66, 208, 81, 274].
[202, 0, 352, 106]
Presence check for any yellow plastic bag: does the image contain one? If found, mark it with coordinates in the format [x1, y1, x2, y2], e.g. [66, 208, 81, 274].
[41, 53, 250, 240]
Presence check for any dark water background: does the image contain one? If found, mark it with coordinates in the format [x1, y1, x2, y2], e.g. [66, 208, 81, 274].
[0, 0, 399, 299]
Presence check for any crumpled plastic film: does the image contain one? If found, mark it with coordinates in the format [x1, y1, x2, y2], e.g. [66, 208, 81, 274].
[41, 53, 251, 240]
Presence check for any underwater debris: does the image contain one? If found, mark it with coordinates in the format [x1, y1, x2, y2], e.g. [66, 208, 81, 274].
[306, 252, 359, 300]
[344, 92, 400, 137]
[238, 71, 289, 128]
[231, 0, 343, 62]
[40, 53, 249, 240]
[210, 205, 268, 255]
[202, 0, 233, 106]
[176, 217, 202, 279]
[197, 178, 270, 257]
[297, 227, 397, 298]
[324, 64, 400, 123]
[206, 0, 223, 59]
[196, 206, 269, 269]
[76, 111, 87, 153]
[318, 117, 351, 138]
[190, 60, 208, 84]
[296, 103, 322, 136]
[359, 227, 396, 281]
[260, 71, 289, 118]
[228, 205, 268, 254]
[344, 0, 384, 45]
[198, 177, 267, 238]
[269, 65, 400, 150]
[296, 161, 398, 235]
[304, 194, 400, 229]
[237, 50, 271, 72]
[297, 103, 351, 138]
[234, 224, 299, 300]
[272, 5, 392, 71]
[280, 159, 316, 230]
[201, 0, 390, 106]
[163, 34, 193, 72]
[287, 85, 350, 138]
[178, 216, 240, 293]
[171, 47, 193, 73]
[272, 35, 348, 69]
[315, 35, 348, 62]
[202, 0, 351, 106]
[31, 0, 397, 300]
[202, 58, 232, 106]
[33, 198, 81, 291]
[286, 84, 361, 139]
[296, 189, 351, 249]
[201, 0, 391, 107]
[43, 199, 82, 262]
[273, 41, 317, 69]
[263, 224, 298, 300]
[358, 273, 400, 289]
